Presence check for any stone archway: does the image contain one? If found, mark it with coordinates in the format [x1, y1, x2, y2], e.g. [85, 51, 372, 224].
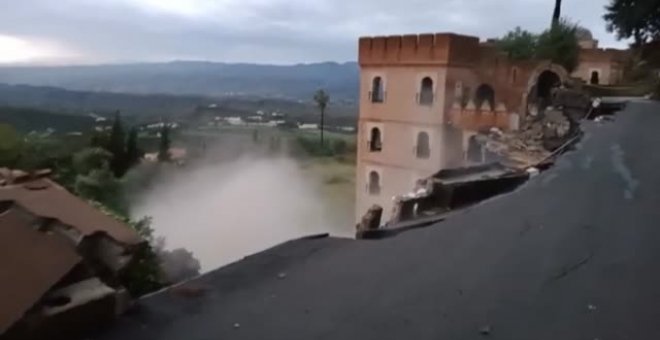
[525, 62, 569, 114]
[536, 70, 561, 108]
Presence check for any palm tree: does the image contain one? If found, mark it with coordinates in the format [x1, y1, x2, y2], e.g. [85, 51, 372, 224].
[552, 0, 562, 27]
[313, 89, 330, 146]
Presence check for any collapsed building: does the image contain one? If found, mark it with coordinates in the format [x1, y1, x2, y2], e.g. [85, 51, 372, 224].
[0, 169, 143, 340]
[355, 32, 620, 224]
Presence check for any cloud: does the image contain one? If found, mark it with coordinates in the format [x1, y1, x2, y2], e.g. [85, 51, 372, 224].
[0, 0, 627, 64]
[0, 34, 80, 64]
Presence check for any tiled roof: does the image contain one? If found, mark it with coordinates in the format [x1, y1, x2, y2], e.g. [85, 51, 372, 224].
[0, 176, 141, 246]
[0, 209, 81, 333]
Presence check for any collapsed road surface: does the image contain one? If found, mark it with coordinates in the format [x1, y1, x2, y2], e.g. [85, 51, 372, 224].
[91, 101, 660, 340]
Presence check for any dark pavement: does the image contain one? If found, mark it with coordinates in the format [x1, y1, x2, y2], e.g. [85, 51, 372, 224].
[93, 101, 660, 340]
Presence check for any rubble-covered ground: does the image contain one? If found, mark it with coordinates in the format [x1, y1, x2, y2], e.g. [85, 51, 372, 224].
[481, 88, 590, 169]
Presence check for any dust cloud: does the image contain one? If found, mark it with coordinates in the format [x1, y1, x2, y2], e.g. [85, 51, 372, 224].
[130, 155, 353, 272]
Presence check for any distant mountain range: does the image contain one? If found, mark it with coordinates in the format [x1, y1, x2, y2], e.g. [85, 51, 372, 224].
[0, 82, 357, 119]
[0, 61, 359, 101]
[0, 83, 212, 118]
[0, 106, 96, 133]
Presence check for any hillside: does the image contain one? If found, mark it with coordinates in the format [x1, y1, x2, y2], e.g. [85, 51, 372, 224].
[0, 107, 96, 133]
[0, 84, 358, 123]
[0, 61, 359, 101]
[0, 83, 212, 118]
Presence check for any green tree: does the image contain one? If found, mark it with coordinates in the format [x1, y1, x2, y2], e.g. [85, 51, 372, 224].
[0, 124, 23, 167]
[108, 111, 128, 177]
[497, 27, 539, 60]
[118, 216, 164, 296]
[75, 167, 123, 212]
[90, 130, 109, 149]
[604, 0, 660, 46]
[157, 123, 171, 162]
[126, 127, 142, 167]
[537, 19, 580, 72]
[73, 147, 113, 174]
[17, 133, 68, 171]
[332, 139, 348, 155]
[72, 147, 126, 213]
[90, 205, 164, 297]
[313, 89, 330, 146]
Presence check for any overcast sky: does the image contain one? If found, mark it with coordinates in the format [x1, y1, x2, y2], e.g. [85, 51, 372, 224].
[0, 0, 625, 65]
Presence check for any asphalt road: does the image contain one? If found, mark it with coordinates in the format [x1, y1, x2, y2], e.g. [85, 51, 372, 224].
[92, 100, 660, 340]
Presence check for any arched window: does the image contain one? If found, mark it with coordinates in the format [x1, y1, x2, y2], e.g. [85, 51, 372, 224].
[590, 71, 600, 85]
[368, 171, 381, 195]
[369, 127, 382, 152]
[419, 77, 434, 105]
[475, 84, 496, 111]
[416, 132, 430, 159]
[371, 77, 384, 103]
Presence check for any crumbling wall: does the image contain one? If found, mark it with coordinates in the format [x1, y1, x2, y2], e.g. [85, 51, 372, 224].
[449, 101, 517, 132]
[356, 205, 383, 238]
[386, 166, 529, 226]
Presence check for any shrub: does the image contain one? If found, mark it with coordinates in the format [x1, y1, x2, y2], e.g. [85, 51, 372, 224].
[92, 205, 164, 297]
[537, 19, 580, 72]
[295, 135, 334, 157]
[325, 175, 349, 185]
[332, 139, 348, 155]
[497, 27, 538, 60]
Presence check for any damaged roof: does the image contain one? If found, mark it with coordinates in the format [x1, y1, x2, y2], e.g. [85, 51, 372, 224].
[0, 209, 82, 334]
[92, 101, 660, 340]
[0, 173, 144, 334]
[0, 179, 141, 245]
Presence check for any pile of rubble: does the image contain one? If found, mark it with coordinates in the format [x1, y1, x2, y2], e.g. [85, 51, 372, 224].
[480, 88, 590, 169]
[482, 108, 575, 169]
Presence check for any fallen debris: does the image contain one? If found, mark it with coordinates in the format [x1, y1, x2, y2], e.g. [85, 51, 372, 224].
[594, 115, 614, 123]
[356, 205, 383, 239]
[473, 88, 592, 169]
[387, 163, 529, 226]
[478, 107, 579, 169]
